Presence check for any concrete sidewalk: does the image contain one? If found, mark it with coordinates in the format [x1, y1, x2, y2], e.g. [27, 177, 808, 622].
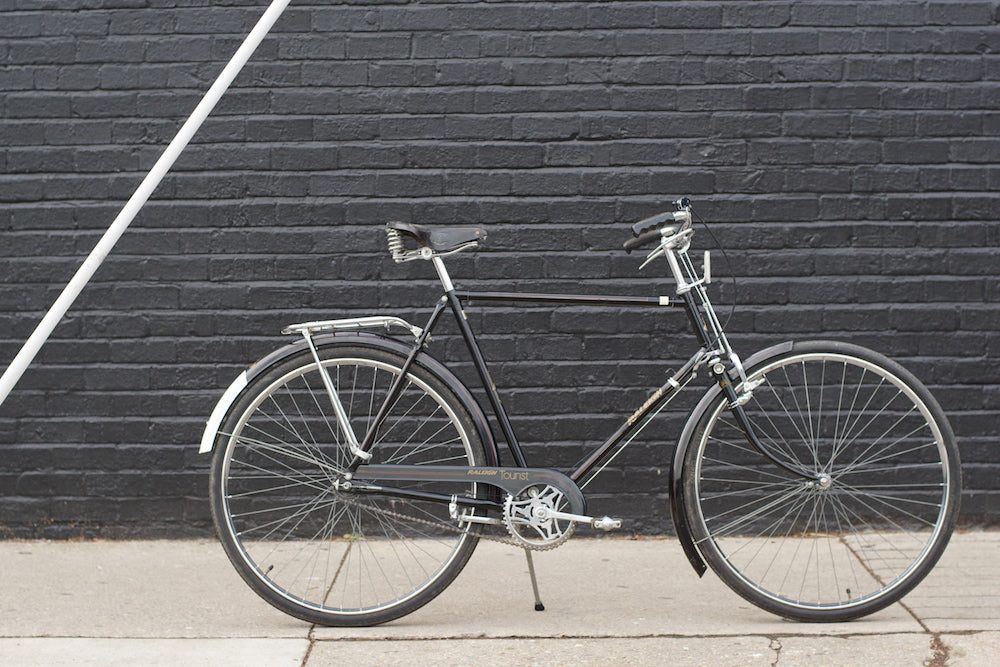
[0, 532, 996, 666]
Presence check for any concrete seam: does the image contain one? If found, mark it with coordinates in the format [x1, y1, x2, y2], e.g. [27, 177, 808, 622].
[894, 598, 951, 667]
[300, 626, 317, 667]
[306, 630, 937, 642]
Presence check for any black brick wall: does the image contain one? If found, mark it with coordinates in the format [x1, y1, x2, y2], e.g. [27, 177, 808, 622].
[1, 0, 997, 538]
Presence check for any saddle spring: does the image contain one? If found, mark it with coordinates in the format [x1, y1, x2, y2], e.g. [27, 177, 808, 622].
[386, 227, 414, 264]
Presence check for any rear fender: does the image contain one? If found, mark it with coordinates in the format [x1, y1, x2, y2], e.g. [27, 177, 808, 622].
[199, 332, 500, 467]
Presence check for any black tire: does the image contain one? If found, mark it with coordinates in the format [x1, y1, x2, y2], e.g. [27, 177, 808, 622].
[682, 341, 960, 621]
[209, 342, 489, 626]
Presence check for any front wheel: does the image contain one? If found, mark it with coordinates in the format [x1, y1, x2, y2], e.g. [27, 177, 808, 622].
[208, 342, 490, 626]
[682, 341, 960, 621]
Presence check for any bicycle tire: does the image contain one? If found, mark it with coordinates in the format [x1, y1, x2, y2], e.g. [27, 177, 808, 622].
[209, 342, 489, 626]
[682, 340, 960, 621]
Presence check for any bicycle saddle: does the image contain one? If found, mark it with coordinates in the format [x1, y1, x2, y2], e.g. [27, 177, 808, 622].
[387, 221, 487, 252]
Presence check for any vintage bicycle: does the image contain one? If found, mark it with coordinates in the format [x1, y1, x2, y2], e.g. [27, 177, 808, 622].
[199, 198, 960, 627]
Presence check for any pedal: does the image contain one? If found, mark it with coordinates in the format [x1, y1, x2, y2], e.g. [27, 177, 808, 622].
[592, 516, 622, 531]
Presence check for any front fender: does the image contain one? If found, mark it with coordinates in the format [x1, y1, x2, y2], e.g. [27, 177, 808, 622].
[198, 332, 500, 467]
[668, 340, 795, 577]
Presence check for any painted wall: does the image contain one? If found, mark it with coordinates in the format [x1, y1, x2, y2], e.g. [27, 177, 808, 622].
[1, 0, 997, 536]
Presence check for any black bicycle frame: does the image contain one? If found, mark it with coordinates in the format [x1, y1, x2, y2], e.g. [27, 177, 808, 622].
[455, 290, 696, 483]
[345, 280, 815, 514]
[347, 287, 697, 487]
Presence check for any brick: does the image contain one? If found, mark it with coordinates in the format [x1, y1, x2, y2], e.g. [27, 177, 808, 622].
[751, 29, 821, 56]
[928, 2, 996, 25]
[917, 55, 985, 81]
[917, 111, 983, 136]
[790, 3, 858, 26]
[656, 4, 723, 29]
[771, 56, 844, 82]
[744, 85, 812, 110]
[590, 4, 656, 29]
[722, 4, 792, 28]
[883, 139, 951, 163]
[857, 2, 926, 26]
[950, 138, 1000, 162]
[347, 34, 410, 60]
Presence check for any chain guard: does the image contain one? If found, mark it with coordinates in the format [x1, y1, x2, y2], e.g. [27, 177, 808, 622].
[353, 464, 586, 514]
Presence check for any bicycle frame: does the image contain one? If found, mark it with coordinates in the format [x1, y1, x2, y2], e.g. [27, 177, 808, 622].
[199, 209, 819, 573]
[200, 208, 844, 575]
[393, 287, 700, 488]
[284, 217, 814, 517]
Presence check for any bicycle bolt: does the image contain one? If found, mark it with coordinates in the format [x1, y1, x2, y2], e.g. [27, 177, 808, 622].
[712, 362, 725, 374]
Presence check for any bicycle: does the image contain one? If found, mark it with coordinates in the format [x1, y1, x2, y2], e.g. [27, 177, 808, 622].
[199, 198, 960, 627]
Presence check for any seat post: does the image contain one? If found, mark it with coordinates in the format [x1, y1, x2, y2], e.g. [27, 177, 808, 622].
[431, 255, 455, 292]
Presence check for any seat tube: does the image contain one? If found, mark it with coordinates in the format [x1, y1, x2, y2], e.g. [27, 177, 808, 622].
[443, 290, 528, 468]
[429, 253, 526, 466]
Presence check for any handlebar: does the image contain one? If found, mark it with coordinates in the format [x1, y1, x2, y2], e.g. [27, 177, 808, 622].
[623, 200, 693, 254]
[623, 228, 662, 254]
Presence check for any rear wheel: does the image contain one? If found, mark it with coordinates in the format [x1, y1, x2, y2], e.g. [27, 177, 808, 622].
[209, 343, 489, 626]
[683, 341, 960, 621]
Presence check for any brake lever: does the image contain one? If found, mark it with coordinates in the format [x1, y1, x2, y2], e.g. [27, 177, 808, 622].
[639, 243, 666, 270]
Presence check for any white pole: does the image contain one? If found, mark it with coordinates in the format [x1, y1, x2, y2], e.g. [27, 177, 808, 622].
[0, 0, 292, 408]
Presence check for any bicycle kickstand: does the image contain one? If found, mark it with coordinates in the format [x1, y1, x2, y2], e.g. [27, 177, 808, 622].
[523, 548, 545, 612]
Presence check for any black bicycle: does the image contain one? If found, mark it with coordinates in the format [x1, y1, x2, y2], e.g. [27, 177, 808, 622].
[200, 198, 960, 627]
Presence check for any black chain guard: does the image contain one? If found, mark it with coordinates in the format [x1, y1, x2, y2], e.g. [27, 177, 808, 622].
[353, 464, 586, 515]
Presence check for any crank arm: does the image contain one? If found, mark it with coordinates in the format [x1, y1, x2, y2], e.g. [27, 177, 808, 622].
[530, 509, 623, 531]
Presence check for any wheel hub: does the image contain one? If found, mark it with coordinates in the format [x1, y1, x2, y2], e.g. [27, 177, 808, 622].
[805, 474, 833, 490]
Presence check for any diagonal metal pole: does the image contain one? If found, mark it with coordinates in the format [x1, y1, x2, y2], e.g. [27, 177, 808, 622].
[0, 0, 292, 409]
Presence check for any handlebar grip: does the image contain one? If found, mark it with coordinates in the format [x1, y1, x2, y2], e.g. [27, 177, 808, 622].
[631, 211, 675, 237]
[623, 228, 661, 254]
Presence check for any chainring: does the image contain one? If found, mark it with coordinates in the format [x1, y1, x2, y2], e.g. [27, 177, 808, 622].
[503, 484, 577, 551]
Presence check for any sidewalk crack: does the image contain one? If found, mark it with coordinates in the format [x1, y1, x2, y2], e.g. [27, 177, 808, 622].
[896, 597, 950, 667]
[768, 636, 782, 666]
[300, 625, 317, 667]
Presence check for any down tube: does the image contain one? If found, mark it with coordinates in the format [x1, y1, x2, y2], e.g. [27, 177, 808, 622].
[571, 347, 704, 486]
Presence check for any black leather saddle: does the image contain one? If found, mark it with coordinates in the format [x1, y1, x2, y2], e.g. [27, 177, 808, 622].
[386, 221, 487, 252]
